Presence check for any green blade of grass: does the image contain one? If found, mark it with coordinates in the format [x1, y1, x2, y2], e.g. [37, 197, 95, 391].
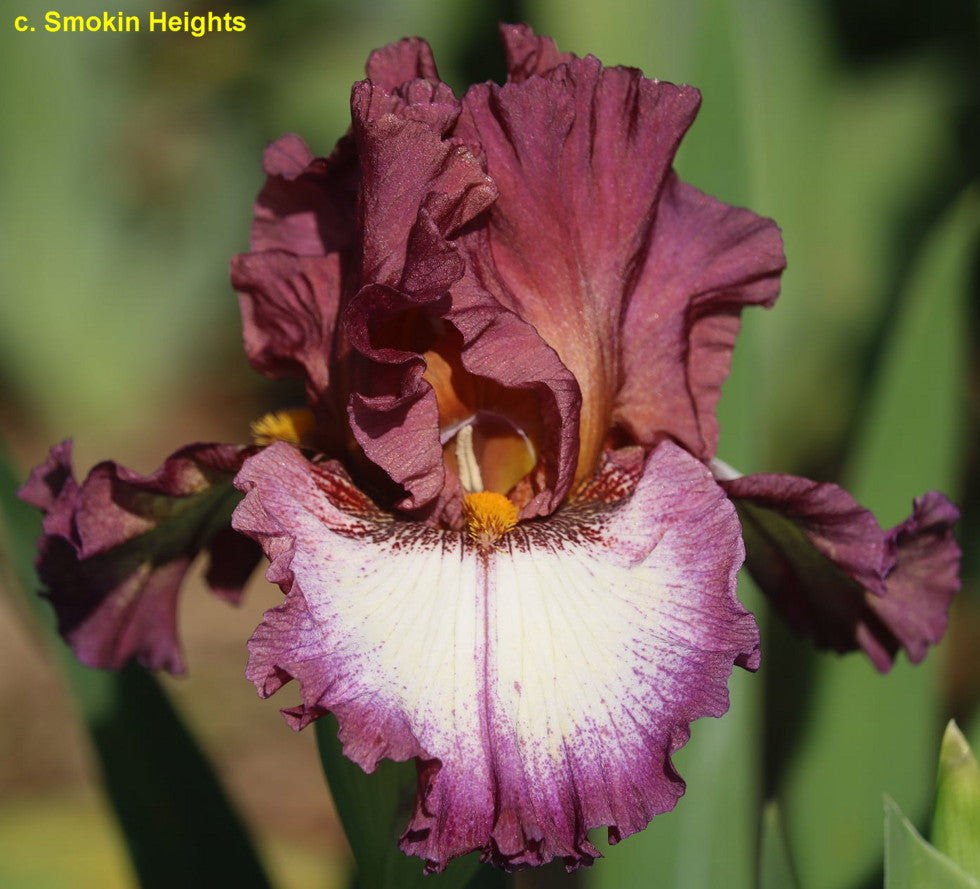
[758, 801, 801, 889]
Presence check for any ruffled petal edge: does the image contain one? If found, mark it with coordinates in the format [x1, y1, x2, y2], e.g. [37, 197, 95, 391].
[18, 441, 260, 673]
[235, 441, 757, 870]
[721, 472, 960, 670]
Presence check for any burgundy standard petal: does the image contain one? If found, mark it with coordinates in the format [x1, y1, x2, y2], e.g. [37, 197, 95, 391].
[457, 48, 701, 480]
[232, 250, 340, 397]
[344, 275, 581, 521]
[342, 72, 582, 519]
[365, 36, 441, 89]
[616, 175, 785, 460]
[350, 77, 489, 286]
[19, 441, 260, 673]
[235, 441, 756, 872]
[499, 23, 575, 82]
[237, 132, 357, 422]
[336, 75, 494, 512]
[250, 132, 358, 257]
[445, 274, 581, 518]
[344, 283, 450, 513]
[721, 473, 961, 671]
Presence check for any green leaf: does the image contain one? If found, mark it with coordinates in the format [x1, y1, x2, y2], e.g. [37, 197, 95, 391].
[314, 716, 505, 889]
[0, 442, 273, 889]
[885, 796, 980, 889]
[933, 721, 980, 880]
[86, 665, 274, 889]
[758, 802, 800, 889]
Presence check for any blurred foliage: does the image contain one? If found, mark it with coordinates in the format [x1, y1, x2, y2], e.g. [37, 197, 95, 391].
[1, 0, 977, 887]
[770, 184, 977, 889]
[759, 802, 802, 889]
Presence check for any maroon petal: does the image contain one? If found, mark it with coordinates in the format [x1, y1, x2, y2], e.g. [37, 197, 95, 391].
[365, 36, 441, 89]
[250, 132, 358, 257]
[232, 250, 340, 395]
[866, 492, 962, 665]
[616, 175, 785, 460]
[250, 36, 448, 263]
[18, 441, 260, 673]
[340, 68, 584, 517]
[445, 272, 581, 519]
[721, 473, 960, 671]
[343, 272, 581, 521]
[238, 132, 358, 413]
[456, 47, 701, 480]
[344, 283, 449, 512]
[350, 76, 491, 286]
[231, 250, 348, 452]
[499, 23, 575, 82]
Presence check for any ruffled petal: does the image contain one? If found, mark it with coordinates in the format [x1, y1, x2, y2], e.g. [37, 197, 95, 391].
[330, 72, 490, 512]
[365, 36, 441, 89]
[616, 176, 785, 460]
[234, 440, 756, 871]
[721, 473, 960, 670]
[442, 273, 581, 519]
[350, 76, 486, 286]
[231, 250, 340, 397]
[866, 492, 961, 665]
[457, 43, 701, 480]
[342, 71, 582, 520]
[236, 132, 356, 414]
[499, 23, 575, 82]
[345, 275, 582, 522]
[249, 132, 358, 257]
[343, 282, 449, 512]
[19, 441, 259, 673]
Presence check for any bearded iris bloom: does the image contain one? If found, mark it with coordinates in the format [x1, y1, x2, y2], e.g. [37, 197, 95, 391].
[21, 24, 960, 873]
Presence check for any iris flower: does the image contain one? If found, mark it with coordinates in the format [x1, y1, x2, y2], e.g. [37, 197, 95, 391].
[21, 24, 960, 872]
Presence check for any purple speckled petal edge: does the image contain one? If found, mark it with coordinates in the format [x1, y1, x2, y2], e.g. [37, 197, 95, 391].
[234, 441, 756, 870]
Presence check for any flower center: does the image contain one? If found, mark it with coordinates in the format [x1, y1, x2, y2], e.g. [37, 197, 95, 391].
[462, 491, 519, 548]
[445, 415, 536, 496]
[250, 408, 315, 447]
[453, 422, 523, 547]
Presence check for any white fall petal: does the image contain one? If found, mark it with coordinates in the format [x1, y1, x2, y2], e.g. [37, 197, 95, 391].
[234, 440, 758, 870]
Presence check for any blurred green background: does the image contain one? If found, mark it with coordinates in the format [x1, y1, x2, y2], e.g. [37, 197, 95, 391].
[0, 0, 977, 887]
